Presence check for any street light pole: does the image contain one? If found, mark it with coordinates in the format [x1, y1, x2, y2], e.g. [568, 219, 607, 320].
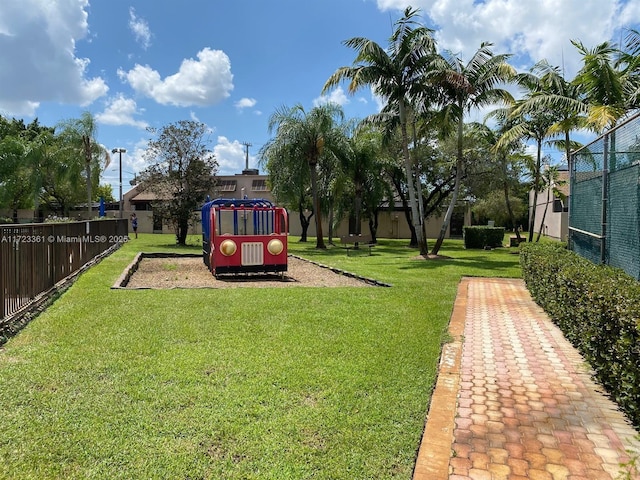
[111, 148, 127, 218]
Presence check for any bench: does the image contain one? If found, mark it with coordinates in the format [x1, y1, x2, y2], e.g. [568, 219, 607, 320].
[340, 234, 375, 256]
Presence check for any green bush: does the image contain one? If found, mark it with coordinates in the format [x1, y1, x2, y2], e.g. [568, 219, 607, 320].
[463, 226, 505, 249]
[520, 242, 640, 428]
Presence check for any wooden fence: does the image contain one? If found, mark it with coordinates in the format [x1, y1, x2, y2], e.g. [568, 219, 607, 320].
[1, 219, 128, 320]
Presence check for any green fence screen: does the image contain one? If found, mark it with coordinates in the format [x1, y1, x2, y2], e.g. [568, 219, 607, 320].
[570, 112, 640, 280]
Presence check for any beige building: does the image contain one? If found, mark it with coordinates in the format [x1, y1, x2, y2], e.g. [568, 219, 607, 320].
[108, 168, 470, 240]
[529, 167, 570, 241]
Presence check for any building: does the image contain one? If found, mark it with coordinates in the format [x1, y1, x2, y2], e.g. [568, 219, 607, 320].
[529, 166, 570, 241]
[120, 168, 468, 240]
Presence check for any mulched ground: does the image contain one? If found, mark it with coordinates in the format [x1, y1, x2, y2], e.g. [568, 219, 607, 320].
[123, 255, 376, 289]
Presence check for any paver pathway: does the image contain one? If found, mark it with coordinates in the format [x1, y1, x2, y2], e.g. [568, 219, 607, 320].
[414, 277, 640, 480]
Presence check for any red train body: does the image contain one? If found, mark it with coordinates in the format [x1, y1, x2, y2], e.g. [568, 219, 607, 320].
[201, 198, 288, 277]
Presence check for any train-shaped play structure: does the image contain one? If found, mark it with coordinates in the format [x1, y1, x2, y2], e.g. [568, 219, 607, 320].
[201, 198, 288, 277]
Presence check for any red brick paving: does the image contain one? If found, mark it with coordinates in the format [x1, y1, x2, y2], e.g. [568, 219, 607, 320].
[413, 277, 640, 480]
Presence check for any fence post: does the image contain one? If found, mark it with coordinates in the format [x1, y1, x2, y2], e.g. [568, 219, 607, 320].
[601, 133, 609, 265]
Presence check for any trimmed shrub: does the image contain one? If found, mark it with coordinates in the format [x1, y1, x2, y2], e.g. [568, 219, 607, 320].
[463, 226, 505, 249]
[520, 242, 640, 428]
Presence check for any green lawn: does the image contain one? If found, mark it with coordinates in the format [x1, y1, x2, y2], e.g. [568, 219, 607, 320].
[0, 234, 521, 479]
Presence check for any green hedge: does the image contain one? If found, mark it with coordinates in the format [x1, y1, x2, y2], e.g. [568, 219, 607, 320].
[463, 226, 505, 249]
[520, 242, 640, 428]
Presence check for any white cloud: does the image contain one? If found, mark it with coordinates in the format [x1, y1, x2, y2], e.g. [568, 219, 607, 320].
[234, 97, 257, 110]
[96, 94, 148, 129]
[313, 86, 350, 107]
[370, 87, 386, 112]
[118, 47, 234, 107]
[0, 0, 108, 116]
[374, 0, 640, 80]
[128, 7, 151, 50]
[213, 136, 256, 175]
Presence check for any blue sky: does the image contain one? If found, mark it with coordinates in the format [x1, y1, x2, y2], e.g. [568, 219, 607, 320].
[1, 0, 639, 195]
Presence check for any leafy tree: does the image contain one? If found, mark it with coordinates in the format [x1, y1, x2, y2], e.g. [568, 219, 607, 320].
[472, 189, 526, 228]
[0, 135, 30, 222]
[428, 43, 515, 255]
[139, 120, 218, 245]
[323, 6, 438, 254]
[94, 184, 115, 203]
[0, 117, 56, 220]
[263, 103, 348, 249]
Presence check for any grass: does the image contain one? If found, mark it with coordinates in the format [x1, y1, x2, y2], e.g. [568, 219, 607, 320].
[0, 234, 521, 479]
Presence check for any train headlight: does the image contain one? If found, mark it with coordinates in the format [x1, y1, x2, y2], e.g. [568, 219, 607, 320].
[267, 239, 284, 255]
[220, 239, 237, 256]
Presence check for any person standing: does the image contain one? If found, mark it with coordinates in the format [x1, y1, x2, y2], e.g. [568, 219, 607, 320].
[130, 213, 138, 239]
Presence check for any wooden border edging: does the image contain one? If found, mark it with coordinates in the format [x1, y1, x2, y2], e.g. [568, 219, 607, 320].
[412, 277, 468, 479]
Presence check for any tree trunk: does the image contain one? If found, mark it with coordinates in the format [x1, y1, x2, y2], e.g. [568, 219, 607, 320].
[501, 154, 520, 241]
[399, 101, 423, 250]
[536, 180, 552, 242]
[412, 120, 428, 255]
[432, 113, 463, 255]
[528, 140, 542, 243]
[298, 199, 310, 242]
[369, 211, 378, 243]
[309, 159, 325, 249]
[327, 203, 335, 245]
[176, 217, 189, 245]
[83, 135, 92, 214]
[504, 180, 520, 241]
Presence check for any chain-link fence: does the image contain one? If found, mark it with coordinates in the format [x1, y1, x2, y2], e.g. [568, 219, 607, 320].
[569, 111, 640, 279]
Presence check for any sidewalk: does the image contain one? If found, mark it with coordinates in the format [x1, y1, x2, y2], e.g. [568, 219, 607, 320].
[413, 277, 640, 480]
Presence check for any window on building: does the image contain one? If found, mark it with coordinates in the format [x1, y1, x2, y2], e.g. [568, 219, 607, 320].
[219, 180, 236, 192]
[553, 198, 567, 213]
[251, 179, 268, 191]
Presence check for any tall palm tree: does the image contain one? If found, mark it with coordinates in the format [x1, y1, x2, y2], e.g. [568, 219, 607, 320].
[495, 98, 558, 242]
[509, 61, 586, 172]
[264, 103, 347, 249]
[572, 40, 629, 134]
[56, 111, 110, 214]
[323, 6, 437, 254]
[620, 29, 640, 109]
[429, 43, 516, 255]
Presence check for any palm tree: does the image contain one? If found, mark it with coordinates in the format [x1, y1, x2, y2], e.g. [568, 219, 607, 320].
[429, 43, 516, 255]
[56, 111, 110, 214]
[323, 6, 437, 254]
[264, 103, 347, 249]
[572, 39, 638, 172]
[572, 40, 629, 133]
[509, 61, 586, 172]
[470, 121, 529, 241]
[259, 140, 314, 242]
[495, 97, 558, 242]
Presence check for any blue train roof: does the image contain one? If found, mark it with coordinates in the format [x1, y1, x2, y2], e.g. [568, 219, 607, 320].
[202, 198, 274, 208]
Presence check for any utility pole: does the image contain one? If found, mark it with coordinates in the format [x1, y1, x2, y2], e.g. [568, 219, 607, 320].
[111, 148, 127, 218]
[241, 141, 252, 171]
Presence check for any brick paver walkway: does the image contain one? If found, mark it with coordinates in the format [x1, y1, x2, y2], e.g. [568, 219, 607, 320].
[414, 277, 640, 480]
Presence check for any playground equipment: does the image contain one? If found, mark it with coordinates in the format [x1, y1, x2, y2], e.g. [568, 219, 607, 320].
[201, 198, 288, 277]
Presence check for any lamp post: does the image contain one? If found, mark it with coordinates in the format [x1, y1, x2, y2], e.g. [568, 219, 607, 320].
[111, 148, 126, 218]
